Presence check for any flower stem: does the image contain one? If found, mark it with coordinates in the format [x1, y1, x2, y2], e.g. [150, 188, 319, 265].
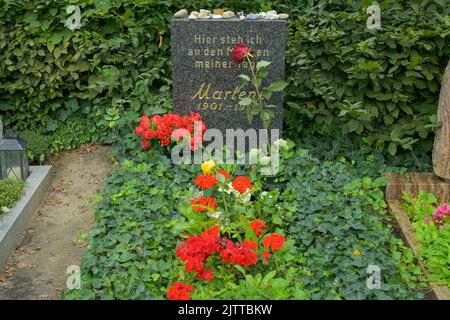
[246, 55, 264, 111]
[222, 192, 229, 219]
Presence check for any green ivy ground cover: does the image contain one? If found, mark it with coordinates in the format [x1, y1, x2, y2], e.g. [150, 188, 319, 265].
[65, 147, 425, 300]
[1, 0, 448, 159]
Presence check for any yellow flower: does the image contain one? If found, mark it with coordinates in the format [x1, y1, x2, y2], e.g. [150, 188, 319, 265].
[353, 249, 362, 256]
[201, 160, 216, 175]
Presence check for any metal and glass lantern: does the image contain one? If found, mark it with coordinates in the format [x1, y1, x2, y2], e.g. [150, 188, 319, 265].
[0, 133, 30, 180]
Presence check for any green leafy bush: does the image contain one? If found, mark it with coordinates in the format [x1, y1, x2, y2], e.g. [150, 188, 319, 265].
[0, 179, 26, 215]
[0, 0, 174, 143]
[1, 0, 448, 157]
[401, 192, 450, 288]
[285, 0, 449, 155]
[18, 130, 52, 163]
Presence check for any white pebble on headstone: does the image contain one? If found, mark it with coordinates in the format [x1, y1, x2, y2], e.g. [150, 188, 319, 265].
[222, 11, 235, 19]
[246, 13, 259, 20]
[198, 12, 211, 19]
[278, 13, 289, 20]
[174, 9, 188, 18]
[188, 13, 197, 19]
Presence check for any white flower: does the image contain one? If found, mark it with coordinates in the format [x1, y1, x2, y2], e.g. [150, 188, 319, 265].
[240, 190, 252, 203]
[259, 156, 272, 166]
[274, 138, 288, 149]
[224, 182, 236, 195]
[211, 211, 222, 219]
[261, 191, 268, 198]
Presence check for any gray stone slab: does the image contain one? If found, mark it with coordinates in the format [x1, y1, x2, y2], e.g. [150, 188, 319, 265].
[0, 166, 52, 273]
[171, 18, 286, 134]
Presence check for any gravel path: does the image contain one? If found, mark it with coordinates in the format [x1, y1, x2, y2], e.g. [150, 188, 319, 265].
[0, 144, 111, 300]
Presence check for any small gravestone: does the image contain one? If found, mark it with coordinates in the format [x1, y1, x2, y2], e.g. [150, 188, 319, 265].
[171, 18, 286, 134]
[432, 59, 450, 180]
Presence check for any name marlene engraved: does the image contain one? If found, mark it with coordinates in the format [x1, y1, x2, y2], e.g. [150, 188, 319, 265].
[192, 83, 257, 100]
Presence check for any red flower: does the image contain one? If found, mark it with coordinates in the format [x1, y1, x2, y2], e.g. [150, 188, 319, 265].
[143, 129, 157, 140]
[262, 251, 271, 259]
[197, 268, 215, 282]
[176, 226, 221, 262]
[201, 225, 220, 239]
[232, 176, 252, 193]
[185, 258, 203, 272]
[140, 116, 151, 130]
[134, 126, 145, 135]
[160, 136, 171, 146]
[135, 113, 207, 152]
[217, 169, 231, 179]
[172, 128, 190, 141]
[250, 219, 267, 236]
[230, 43, 254, 64]
[242, 239, 258, 250]
[191, 196, 218, 212]
[219, 239, 258, 267]
[167, 282, 194, 300]
[194, 174, 219, 190]
[262, 234, 286, 251]
[141, 140, 151, 150]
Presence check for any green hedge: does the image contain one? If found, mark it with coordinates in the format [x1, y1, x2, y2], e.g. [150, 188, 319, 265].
[0, 0, 449, 155]
[285, 0, 449, 156]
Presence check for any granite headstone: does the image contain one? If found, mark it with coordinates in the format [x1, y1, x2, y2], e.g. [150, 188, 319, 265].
[171, 18, 286, 135]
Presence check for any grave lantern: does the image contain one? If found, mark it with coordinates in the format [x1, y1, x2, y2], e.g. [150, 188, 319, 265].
[0, 133, 30, 180]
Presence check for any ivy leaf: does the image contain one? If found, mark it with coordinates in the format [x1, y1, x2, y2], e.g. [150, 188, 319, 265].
[388, 142, 397, 156]
[53, 47, 62, 59]
[46, 42, 54, 53]
[46, 120, 58, 132]
[347, 119, 361, 133]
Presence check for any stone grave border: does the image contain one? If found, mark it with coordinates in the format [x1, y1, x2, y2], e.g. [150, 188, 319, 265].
[0, 166, 52, 272]
[385, 172, 450, 300]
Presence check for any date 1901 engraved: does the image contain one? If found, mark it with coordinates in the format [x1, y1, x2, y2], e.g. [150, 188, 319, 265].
[197, 102, 245, 111]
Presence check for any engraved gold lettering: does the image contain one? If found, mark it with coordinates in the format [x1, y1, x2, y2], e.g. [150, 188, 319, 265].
[192, 83, 211, 99]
